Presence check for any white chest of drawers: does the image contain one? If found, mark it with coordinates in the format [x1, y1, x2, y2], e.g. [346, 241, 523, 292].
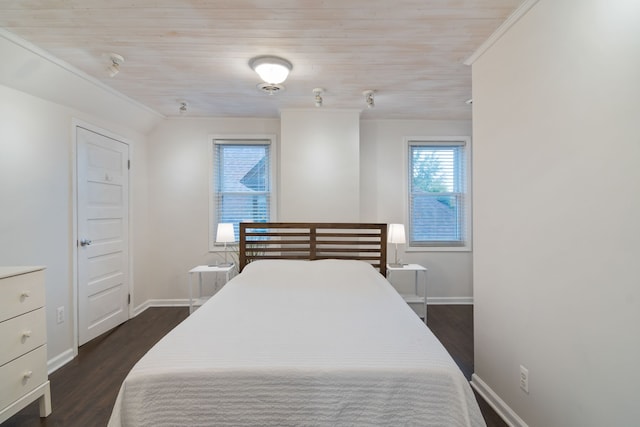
[0, 266, 52, 423]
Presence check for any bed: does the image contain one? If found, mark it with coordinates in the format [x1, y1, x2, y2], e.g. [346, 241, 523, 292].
[108, 223, 485, 426]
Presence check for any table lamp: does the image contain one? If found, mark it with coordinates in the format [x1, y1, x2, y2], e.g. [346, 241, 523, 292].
[216, 223, 235, 267]
[388, 223, 406, 267]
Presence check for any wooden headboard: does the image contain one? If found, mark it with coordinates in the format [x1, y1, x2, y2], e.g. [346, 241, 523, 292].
[239, 222, 387, 276]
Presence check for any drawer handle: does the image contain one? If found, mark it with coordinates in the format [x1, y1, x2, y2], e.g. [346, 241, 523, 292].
[22, 330, 32, 339]
[23, 370, 33, 380]
[20, 291, 31, 300]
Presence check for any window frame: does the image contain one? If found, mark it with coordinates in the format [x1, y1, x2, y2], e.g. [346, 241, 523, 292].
[208, 134, 277, 252]
[404, 136, 471, 252]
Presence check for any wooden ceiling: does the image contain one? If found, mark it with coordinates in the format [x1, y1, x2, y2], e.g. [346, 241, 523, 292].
[0, 0, 523, 119]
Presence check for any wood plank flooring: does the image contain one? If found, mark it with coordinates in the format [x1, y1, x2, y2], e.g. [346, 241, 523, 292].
[427, 305, 508, 427]
[4, 305, 506, 427]
[3, 307, 189, 427]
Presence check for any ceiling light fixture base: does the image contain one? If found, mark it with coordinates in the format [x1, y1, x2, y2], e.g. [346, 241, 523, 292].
[257, 83, 286, 95]
[313, 88, 324, 107]
[107, 53, 125, 77]
[363, 90, 375, 108]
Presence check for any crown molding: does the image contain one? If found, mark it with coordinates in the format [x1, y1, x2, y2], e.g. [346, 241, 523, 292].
[464, 0, 540, 66]
[0, 28, 164, 120]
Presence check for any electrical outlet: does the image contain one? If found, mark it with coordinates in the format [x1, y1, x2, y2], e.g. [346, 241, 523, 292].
[57, 306, 65, 324]
[520, 365, 529, 393]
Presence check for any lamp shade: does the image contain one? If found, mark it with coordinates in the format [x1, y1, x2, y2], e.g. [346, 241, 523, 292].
[388, 224, 406, 244]
[249, 56, 292, 84]
[216, 223, 235, 243]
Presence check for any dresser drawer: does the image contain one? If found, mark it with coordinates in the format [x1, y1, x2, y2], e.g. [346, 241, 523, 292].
[0, 308, 47, 366]
[0, 270, 45, 321]
[0, 345, 47, 409]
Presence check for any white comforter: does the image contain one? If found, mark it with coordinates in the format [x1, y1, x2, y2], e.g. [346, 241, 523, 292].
[109, 259, 485, 426]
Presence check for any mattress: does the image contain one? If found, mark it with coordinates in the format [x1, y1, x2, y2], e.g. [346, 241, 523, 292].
[108, 259, 485, 426]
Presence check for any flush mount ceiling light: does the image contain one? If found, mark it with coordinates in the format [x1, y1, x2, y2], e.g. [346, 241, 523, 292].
[313, 88, 324, 107]
[363, 90, 375, 108]
[107, 53, 125, 77]
[249, 55, 292, 95]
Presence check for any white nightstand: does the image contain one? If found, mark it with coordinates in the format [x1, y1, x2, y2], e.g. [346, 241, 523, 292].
[386, 264, 428, 324]
[188, 264, 235, 314]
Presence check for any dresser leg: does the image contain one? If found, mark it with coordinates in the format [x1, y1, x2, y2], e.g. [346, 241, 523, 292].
[38, 381, 52, 417]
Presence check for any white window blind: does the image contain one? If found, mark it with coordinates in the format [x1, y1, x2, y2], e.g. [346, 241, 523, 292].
[408, 139, 469, 248]
[212, 139, 272, 244]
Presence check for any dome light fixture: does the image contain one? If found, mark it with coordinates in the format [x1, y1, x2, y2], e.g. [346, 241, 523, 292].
[249, 55, 292, 94]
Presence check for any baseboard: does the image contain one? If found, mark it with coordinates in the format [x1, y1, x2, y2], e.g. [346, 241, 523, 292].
[133, 299, 189, 316]
[471, 374, 528, 427]
[47, 348, 74, 374]
[47, 301, 188, 373]
[427, 296, 473, 305]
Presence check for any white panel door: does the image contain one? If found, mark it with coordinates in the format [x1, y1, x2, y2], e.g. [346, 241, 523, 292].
[77, 126, 129, 346]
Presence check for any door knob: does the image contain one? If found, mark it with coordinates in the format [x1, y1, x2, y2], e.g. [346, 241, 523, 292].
[80, 239, 92, 246]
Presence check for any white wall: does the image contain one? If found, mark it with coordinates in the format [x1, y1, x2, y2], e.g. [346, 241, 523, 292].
[145, 118, 280, 301]
[361, 119, 473, 302]
[471, 0, 640, 425]
[144, 116, 474, 302]
[0, 86, 74, 365]
[280, 109, 361, 221]
[0, 84, 151, 369]
[0, 30, 159, 369]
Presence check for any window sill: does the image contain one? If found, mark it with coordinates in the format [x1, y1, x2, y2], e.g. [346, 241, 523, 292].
[405, 245, 472, 253]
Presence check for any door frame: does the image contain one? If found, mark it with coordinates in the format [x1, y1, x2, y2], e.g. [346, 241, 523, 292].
[71, 118, 133, 356]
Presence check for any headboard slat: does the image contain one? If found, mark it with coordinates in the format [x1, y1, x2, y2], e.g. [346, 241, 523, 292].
[239, 222, 387, 276]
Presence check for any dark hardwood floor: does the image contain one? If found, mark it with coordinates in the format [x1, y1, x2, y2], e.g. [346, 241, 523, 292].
[3, 307, 189, 427]
[427, 305, 507, 427]
[4, 305, 505, 427]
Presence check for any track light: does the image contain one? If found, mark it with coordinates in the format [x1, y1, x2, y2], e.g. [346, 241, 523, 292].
[363, 90, 375, 108]
[107, 53, 125, 77]
[313, 88, 324, 107]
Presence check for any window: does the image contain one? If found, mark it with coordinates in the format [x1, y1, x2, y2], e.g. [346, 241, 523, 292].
[210, 137, 275, 249]
[408, 138, 470, 249]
